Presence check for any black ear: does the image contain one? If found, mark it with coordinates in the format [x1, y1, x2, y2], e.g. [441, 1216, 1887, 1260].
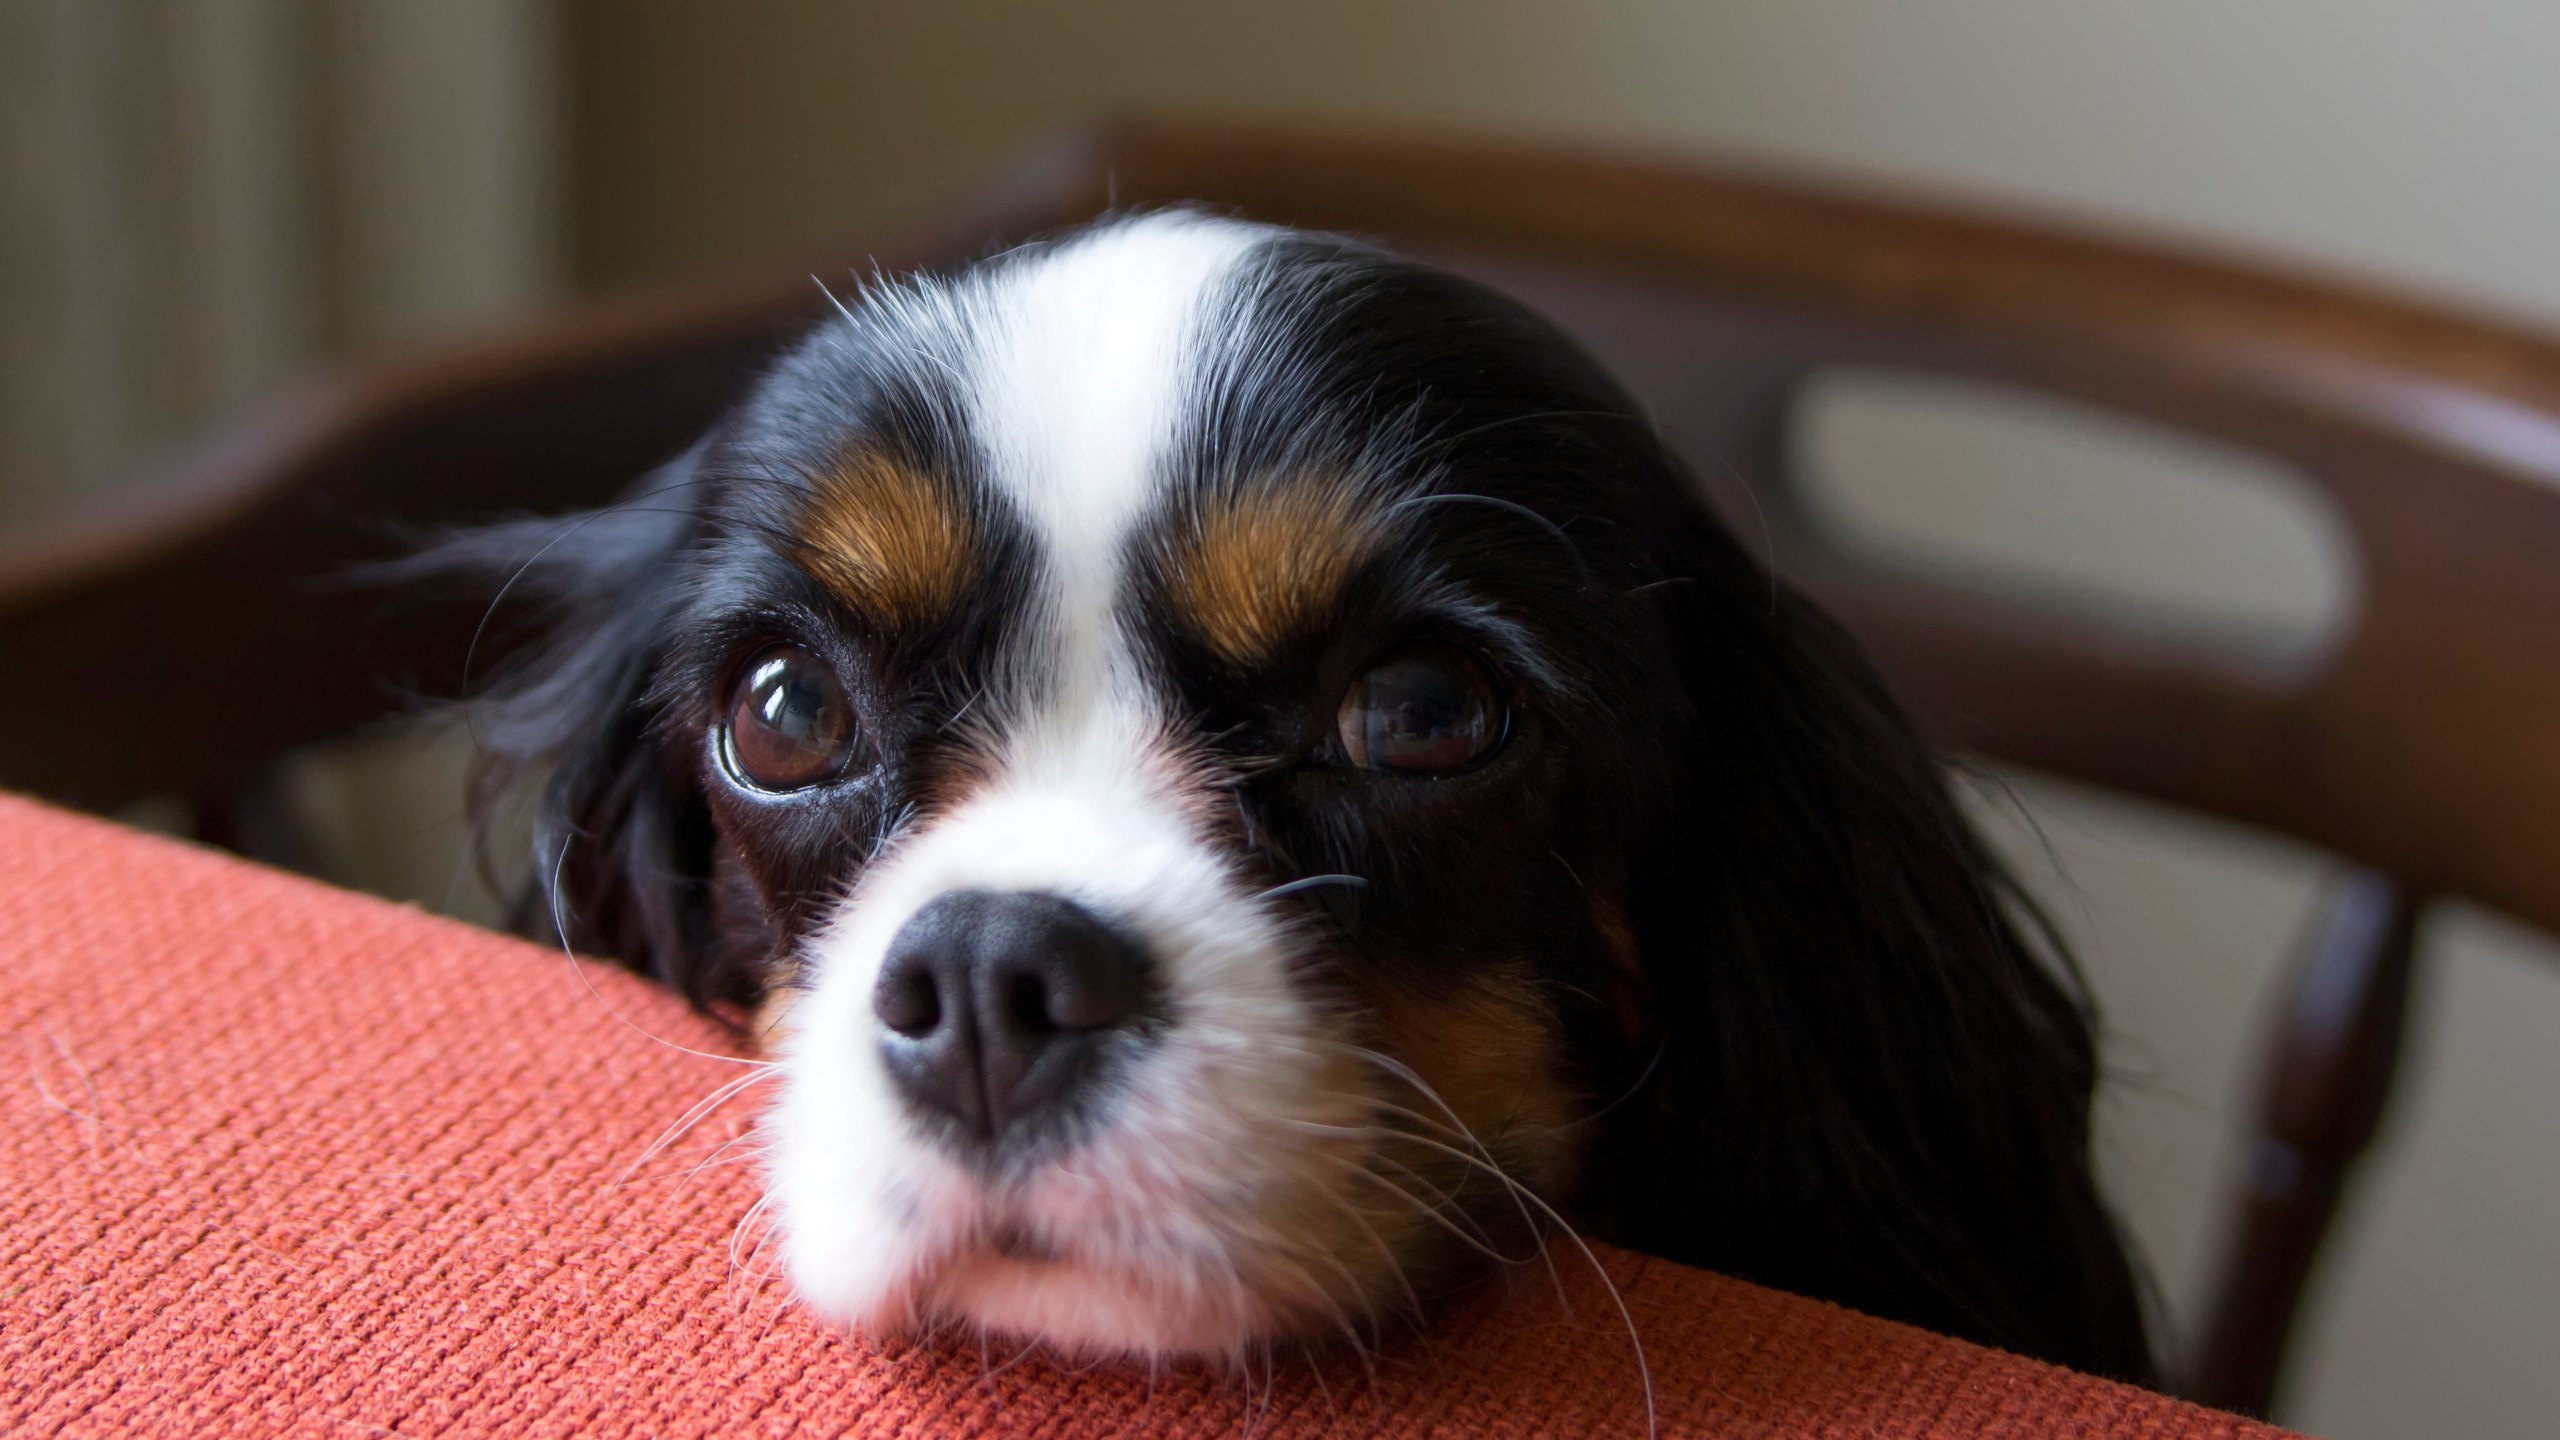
[413, 447, 752, 1013]
[1602, 501, 2156, 1383]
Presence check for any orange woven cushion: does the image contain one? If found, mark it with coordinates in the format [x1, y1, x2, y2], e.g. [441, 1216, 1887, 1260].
[2, 793, 2284, 1437]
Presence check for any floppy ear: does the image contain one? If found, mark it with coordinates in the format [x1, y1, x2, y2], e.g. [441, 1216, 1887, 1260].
[1601, 502, 2156, 1383]
[413, 446, 757, 1013]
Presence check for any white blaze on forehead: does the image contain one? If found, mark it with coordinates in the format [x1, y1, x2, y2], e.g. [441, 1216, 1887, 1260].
[968, 213, 1264, 683]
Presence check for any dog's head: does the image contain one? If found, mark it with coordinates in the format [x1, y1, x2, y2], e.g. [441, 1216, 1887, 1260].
[451, 213, 2150, 1380]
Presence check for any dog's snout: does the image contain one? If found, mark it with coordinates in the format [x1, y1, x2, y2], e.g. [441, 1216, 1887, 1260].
[872, 890, 1152, 1146]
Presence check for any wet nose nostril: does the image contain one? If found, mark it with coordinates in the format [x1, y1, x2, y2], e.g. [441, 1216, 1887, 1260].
[1003, 972, 1058, 1036]
[873, 961, 941, 1038]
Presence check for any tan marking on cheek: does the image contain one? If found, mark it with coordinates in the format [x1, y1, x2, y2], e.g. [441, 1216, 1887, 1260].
[1589, 888, 1654, 1044]
[1356, 961, 1579, 1212]
[1382, 958, 1576, 1173]
[1226, 960, 1578, 1323]
[793, 451, 974, 623]
[751, 985, 805, 1054]
[1159, 481, 1380, 665]
[1183, 962, 1579, 1339]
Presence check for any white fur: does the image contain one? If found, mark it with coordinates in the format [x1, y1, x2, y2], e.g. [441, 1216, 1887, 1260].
[971, 213, 1258, 681]
[770, 216, 1369, 1356]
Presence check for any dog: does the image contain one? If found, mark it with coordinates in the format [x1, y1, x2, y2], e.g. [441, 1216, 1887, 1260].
[440, 211, 2154, 1384]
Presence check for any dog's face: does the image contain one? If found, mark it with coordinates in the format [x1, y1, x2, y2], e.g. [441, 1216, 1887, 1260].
[460, 213, 2154, 1381]
[685, 215, 1664, 1355]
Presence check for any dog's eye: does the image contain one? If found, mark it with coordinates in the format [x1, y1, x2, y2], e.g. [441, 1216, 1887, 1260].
[1337, 645, 1505, 773]
[721, 644, 858, 791]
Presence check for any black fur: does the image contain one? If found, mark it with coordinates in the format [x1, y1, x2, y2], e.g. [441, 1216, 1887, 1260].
[431, 218, 2154, 1383]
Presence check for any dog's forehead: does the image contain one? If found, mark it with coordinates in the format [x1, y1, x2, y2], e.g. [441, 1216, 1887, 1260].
[750, 211, 1627, 699]
[963, 213, 1270, 598]
[766, 215, 1259, 636]
[776, 214, 1413, 665]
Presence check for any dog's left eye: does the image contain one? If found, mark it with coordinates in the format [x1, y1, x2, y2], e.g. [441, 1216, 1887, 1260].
[1337, 644, 1506, 773]
[721, 644, 858, 791]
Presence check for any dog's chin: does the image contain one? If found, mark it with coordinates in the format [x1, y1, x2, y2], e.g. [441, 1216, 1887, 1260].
[924, 1248, 1283, 1361]
[778, 1202, 1338, 1364]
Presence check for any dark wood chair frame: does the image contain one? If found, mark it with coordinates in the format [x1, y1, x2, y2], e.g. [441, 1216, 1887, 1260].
[9, 120, 2557, 1418]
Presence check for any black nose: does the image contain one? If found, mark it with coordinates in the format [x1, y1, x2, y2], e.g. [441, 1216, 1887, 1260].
[872, 890, 1153, 1147]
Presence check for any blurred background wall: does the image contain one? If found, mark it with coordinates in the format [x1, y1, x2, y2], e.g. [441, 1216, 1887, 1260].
[7, 4, 2557, 1435]
[0, 0, 558, 525]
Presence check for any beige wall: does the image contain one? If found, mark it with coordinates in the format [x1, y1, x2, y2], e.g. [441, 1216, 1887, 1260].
[567, 0, 2560, 321]
[557, 6, 2560, 1435]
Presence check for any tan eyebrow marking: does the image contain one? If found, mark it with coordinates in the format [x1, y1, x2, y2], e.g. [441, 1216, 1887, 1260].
[1158, 480, 1383, 665]
[1354, 956, 1577, 1193]
[792, 451, 975, 624]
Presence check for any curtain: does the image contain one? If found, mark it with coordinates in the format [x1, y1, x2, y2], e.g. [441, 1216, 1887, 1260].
[0, 0, 560, 525]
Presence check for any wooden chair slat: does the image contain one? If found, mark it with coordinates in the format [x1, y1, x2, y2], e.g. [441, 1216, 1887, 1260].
[2191, 871, 2426, 1415]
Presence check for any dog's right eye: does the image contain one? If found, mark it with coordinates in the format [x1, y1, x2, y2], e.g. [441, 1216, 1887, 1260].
[1336, 644, 1506, 774]
[721, 644, 858, 791]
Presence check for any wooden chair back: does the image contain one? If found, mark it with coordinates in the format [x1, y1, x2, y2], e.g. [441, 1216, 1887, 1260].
[9, 120, 2558, 1416]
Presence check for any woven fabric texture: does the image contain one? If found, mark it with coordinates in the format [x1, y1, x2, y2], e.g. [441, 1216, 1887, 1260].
[1, 793, 2288, 1437]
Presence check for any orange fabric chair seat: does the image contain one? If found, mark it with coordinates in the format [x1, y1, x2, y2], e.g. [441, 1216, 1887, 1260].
[1, 794, 2285, 1436]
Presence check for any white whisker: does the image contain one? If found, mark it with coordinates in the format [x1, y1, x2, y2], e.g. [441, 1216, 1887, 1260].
[617, 1065, 781, 1188]
[1256, 873, 1369, 902]
[543, 829, 761, 1067]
